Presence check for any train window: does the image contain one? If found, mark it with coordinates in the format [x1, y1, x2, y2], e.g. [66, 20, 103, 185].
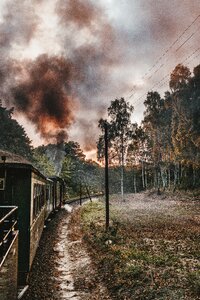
[46, 185, 51, 202]
[33, 183, 45, 220]
[0, 178, 5, 190]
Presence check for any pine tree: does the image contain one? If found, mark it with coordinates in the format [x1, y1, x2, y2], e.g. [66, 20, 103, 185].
[0, 102, 32, 159]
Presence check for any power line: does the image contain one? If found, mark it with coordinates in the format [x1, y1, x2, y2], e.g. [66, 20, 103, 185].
[125, 14, 200, 100]
[144, 26, 200, 83]
[175, 26, 200, 52]
[128, 47, 200, 108]
[142, 23, 200, 84]
[142, 14, 200, 79]
[183, 47, 200, 64]
[146, 64, 164, 80]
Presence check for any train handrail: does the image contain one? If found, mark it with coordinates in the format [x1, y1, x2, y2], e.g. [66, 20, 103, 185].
[0, 233, 18, 269]
[0, 206, 18, 225]
[0, 206, 18, 264]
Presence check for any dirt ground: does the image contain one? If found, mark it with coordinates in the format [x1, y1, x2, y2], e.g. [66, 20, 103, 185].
[78, 191, 200, 300]
[23, 191, 200, 300]
[109, 190, 200, 230]
[23, 204, 111, 300]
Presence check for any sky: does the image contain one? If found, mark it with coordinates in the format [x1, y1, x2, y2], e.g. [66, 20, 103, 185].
[0, 0, 199, 160]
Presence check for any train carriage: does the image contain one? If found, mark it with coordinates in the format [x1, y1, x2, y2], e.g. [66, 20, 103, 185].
[49, 176, 65, 210]
[0, 160, 47, 284]
[0, 151, 65, 287]
[45, 178, 54, 220]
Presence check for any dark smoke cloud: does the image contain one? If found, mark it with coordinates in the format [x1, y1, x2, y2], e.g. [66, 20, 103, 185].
[10, 55, 77, 143]
[0, 0, 119, 148]
[0, 0, 199, 155]
[56, 0, 118, 112]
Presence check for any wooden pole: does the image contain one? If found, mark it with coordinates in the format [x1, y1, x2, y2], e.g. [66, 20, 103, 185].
[79, 183, 82, 205]
[104, 122, 109, 230]
[85, 183, 92, 201]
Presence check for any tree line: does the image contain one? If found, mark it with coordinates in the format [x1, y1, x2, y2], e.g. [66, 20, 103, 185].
[0, 102, 102, 198]
[0, 62, 199, 197]
[97, 63, 200, 194]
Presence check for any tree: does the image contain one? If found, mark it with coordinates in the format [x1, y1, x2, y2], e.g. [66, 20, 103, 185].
[97, 98, 136, 200]
[141, 63, 200, 191]
[64, 141, 86, 161]
[127, 125, 151, 191]
[0, 102, 32, 159]
[62, 141, 103, 197]
[169, 64, 200, 188]
[169, 64, 191, 92]
[32, 146, 56, 176]
[143, 91, 164, 191]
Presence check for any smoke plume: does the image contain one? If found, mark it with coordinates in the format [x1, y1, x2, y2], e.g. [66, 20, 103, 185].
[0, 0, 199, 155]
[10, 55, 77, 143]
[0, 0, 118, 147]
[46, 143, 65, 175]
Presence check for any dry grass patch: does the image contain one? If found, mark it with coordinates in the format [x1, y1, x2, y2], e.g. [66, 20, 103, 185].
[73, 193, 200, 300]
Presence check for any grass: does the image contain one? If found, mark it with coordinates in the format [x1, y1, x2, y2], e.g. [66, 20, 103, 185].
[70, 194, 200, 300]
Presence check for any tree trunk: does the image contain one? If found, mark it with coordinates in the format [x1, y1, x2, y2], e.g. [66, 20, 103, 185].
[173, 163, 178, 192]
[85, 183, 92, 201]
[104, 122, 110, 230]
[121, 164, 124, 201]
[154, 167, 157, 189]
[177, 162, 181, 186]
[134, 171, 137, 193]
[121, 136, 125, 201]
[161, 167, 167, 190]
[168, 167, 171, 189]
[157, 170, 161, 195]
[180, 163, 183, 186]
[193, 165, 196, 188]
[79, 183, 82, 205]
[142, 160, 145, 190]
[145, 165, 148, 189]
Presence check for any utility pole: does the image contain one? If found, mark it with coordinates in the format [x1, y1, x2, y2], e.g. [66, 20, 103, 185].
[79, 183, 82, 205]
[104, 122, 109, 230]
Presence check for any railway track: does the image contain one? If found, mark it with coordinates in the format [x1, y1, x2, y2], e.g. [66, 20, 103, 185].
[23, 197, 110, 300]
[65, 193, 104, 205]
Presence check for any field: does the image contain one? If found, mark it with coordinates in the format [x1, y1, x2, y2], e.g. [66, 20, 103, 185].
[70, 191, 200, 300]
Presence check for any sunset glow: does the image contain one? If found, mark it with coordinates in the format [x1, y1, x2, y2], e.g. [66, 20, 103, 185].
[0, 0, 199, 159]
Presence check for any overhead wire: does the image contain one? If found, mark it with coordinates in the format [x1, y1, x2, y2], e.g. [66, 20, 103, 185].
[175, 25, 200, 53]
[142, 14, 200, 79]
[129, 46, 200, 108]
[125, 14, 200, 102]
[144, 27, 200, 83]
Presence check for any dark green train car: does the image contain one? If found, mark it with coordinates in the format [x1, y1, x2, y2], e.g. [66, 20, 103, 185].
[45, 178, 54, 219]
[0, 206, 18, 300]
[49, 176, 65, 210]
[0, 157, 48, 284]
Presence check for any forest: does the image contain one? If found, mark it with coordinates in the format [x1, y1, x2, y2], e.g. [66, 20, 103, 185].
[0, 63, 200, 197]
[97, 63, 200, 195]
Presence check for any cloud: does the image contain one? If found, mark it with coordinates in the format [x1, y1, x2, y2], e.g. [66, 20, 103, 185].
[0, 0, 199, 154]
[0, 0, 39, 52]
